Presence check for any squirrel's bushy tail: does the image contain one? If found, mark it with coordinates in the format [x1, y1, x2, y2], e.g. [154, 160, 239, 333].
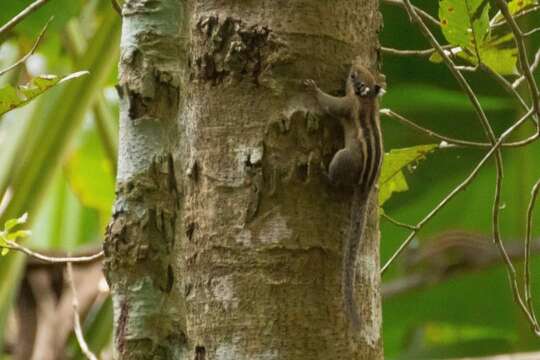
[342, 187, 368, 330]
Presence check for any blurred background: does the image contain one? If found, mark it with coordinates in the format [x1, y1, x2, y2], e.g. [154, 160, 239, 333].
[0, 0, 539, 359]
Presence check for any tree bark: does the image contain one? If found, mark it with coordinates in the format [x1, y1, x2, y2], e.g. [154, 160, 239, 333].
[105, 0, 383, 359]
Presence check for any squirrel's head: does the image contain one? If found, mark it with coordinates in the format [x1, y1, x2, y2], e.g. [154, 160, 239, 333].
[347, 59, 386, 99]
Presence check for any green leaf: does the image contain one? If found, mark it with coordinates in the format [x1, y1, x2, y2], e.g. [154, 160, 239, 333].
[3, 213, 28, 232]
[64, 127, 115, 220]
[456, 33, 518, 75]
[6, 230, 32, 241]
[0, 72, 88, 116]
[508, 0, 538, 13]
[379, 144, 439, 206]
[3, 219, 19, 232]
[429, 51, 444, 64]
[0, 248, 8, 256]
[478, 47, 517, 75]
[439, 0, 491, 55]
[0, 11, 120, 223]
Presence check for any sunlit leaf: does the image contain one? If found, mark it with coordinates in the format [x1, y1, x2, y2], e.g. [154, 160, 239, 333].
[6, 230, 32, 241]
[3, 213, 28, 232]
[508, 0, 538, 13]
[439, 0, 490, 55]
[0, 71, 88, 116]
[455, 33, 518, 75]
[379, 144, 439, 206]
[429, 51, 444, 63]
[478, 47, 518, 75]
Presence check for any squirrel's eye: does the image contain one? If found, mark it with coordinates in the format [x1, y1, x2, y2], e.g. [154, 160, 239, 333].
[351, 73, 356, 79]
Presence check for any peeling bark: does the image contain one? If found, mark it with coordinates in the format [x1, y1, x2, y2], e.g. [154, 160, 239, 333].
[106, 0, 383, 359]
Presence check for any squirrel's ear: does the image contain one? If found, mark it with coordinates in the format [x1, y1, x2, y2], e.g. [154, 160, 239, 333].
[374, 73, 386, 96]
[373, 84, 386, 97]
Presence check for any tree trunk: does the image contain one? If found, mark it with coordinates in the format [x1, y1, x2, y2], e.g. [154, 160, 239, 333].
[104, 0, 383, 359]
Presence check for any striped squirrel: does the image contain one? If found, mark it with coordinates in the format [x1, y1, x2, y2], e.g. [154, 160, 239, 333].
[305, 59, 384, 329]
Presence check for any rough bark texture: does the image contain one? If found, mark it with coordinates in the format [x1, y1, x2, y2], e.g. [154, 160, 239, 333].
[104, 0, 383, 359]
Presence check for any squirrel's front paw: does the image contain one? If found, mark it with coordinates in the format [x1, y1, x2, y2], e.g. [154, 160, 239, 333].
[304, 79, 319, 92]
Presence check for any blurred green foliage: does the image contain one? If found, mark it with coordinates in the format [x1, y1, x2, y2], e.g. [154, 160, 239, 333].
[381, 0, 540, 358]
[0, 0, 118, 356]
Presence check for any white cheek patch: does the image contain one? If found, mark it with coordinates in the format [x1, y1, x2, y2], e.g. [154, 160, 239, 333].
[377, 88, 386, 97]
[361, 87, 371, 96]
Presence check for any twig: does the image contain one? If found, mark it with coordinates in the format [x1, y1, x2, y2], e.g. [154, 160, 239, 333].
[495, 0, 540, 124]
[380, 108, 470, 147]
[0, 0, 50, 38]
[492, 5, 540, 29]
[381, 44, 458, 58]
[480, 64, 535, 125]
[0, 17, 51, 76]
[381, 46, 436, 57]
[488, 4, 540, 333]
[381, 0, 440, 28]
[524, 27, 540, 37]
[455, 65, 478, 72]
[3, 240, 103, 263]
[380, 108, 538, 148]
[381, 213, 418, 231]
[525, 179, 540, 326]
[513, 48, 540, 90]
[66, 262, 99, 360]
[382, 108, 535, 274]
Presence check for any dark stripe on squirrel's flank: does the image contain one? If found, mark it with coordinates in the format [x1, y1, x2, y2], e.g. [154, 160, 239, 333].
[366, 103, 382, 190]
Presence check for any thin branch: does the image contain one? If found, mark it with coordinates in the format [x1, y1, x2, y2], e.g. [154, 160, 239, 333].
[513, 48, 540, 90]
[381, 0, 440, 28]
[524, 27, 540, 37]
[382, 108, 535, 274]
[66, 262, 99, 360]
[381, 108, 538, 148]
[381, 108, 474, 147]
[381, 46, 436, 57]
[0, 0, 50, 38]
[525, 179, 540, 326]
[381, 213, 419, 231]
[495, 0, 540, 124]
[2, 240, 103, 263]
[0, 17, 51, 77]
[487, 5, 540, 332]
[492, 5, 540, 29]
[455, 65, 479, 72]
[381, 44, 457, 58]
[480, 64, 535, 124]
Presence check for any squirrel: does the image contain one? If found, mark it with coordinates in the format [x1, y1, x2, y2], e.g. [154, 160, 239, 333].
[305, 58, 384, 329]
